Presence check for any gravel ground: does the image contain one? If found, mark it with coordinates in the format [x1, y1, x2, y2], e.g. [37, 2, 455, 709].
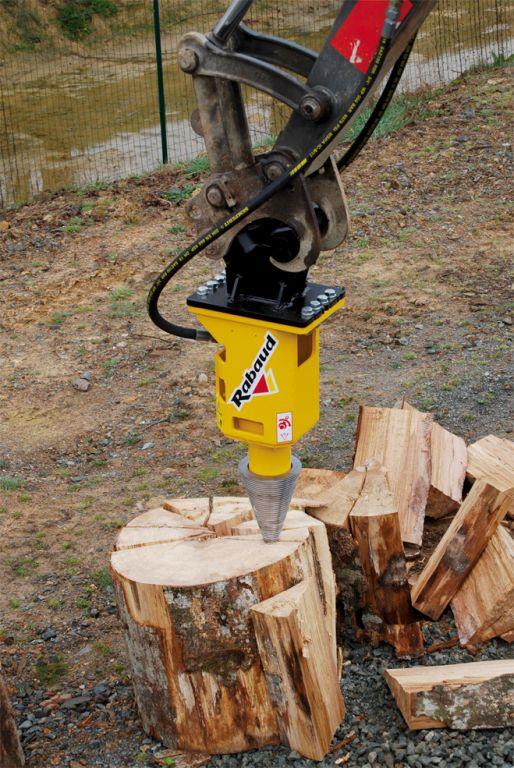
[1, 64, 513, 767]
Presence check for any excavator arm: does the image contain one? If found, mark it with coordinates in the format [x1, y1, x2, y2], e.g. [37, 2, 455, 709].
[147, 0, 436, 541]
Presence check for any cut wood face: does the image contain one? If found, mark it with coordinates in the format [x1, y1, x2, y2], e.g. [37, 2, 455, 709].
[292, 468, 345, 508]
[403, 402, 467, 518]
[305, 467, 366, 528]
[111, 534, 308, 587]
[411, 479, 514, 620]
[163, 497, 211, 525]
[354, 405, 432, 546]
[467, 435, 514, 518]
[451, 524, 514, 645]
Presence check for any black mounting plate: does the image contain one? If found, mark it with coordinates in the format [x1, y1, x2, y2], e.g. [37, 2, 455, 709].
[187, 281, 345, 328]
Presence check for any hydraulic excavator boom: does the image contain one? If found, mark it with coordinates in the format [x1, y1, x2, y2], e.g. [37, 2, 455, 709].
[148, 0, 436, 541]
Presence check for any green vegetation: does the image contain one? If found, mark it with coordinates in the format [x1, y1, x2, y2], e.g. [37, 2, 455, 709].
[0, 475, 20, 491]
[35, 656, 68, 686]
[57, 0, 118, 40]
[62, 216, 84, 234]
[162, 184, 197, 204]
[93, 567, 112, 591]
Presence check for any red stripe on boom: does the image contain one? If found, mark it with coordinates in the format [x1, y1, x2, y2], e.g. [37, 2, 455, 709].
[331, 0, 413, 72]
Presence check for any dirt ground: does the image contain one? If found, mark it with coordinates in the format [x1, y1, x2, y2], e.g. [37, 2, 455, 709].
[0, 66, 512, 767]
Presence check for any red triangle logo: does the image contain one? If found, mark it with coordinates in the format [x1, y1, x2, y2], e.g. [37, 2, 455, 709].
[253, 373, 269, 395]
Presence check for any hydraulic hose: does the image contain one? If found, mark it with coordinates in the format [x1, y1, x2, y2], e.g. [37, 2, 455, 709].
[148, 2, 402, 340]
[337, 34, 416, 171]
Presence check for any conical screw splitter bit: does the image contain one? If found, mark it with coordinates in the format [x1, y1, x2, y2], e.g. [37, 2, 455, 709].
[239, 455, 301, 542]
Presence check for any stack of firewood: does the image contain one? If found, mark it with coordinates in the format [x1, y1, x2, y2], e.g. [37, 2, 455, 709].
[300, 402, 514, 654]
[110, 402, 513, 756]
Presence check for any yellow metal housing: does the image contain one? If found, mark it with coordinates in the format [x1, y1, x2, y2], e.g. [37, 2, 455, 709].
[189, 298, 344, 477]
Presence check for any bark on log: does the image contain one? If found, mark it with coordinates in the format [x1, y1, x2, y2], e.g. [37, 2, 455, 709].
[354, 406, 432, 545]
[451, 524, 514, 646]
[300, 468, 367, 631]
[233, 509, 337, 662]
[384, 659, 514, 730]
[349, 466, 423, 655]
[411, 479, 514, 619]
[467, 435, 514, 519]
[0, 672, 24, 768]
[251, 578, 345, 761]
[349, 466, 416, 626]
[111, 503, 343, 757]
[403, 403, 467, 519]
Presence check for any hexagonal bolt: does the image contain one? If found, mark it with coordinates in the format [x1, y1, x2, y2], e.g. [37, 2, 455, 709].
[197, 285, 209, 296]
[206, 280, 218, 290]
[309, 299, 322, 311]
[299, 94, 326, 122]
[301, 307, 314, 320]
[205, 184, 226, 208]
[265, 161, 286, 181]
[324, 288, 337, 298]
[317, 293, 330, 306]
[178, 48, 199, 73]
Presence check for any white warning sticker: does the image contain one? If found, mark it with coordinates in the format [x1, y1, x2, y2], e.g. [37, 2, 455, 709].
[277, 412, 293, 443]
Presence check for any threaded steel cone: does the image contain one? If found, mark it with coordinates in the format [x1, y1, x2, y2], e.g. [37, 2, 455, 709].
[239, 455, 301, 542]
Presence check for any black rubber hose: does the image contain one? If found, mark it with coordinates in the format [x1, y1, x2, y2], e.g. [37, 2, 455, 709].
[148, 4, 401, 340]
[337, 34, 416, 171]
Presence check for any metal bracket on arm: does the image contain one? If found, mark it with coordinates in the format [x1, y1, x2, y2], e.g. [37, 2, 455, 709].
[179, 33, 333, 122]
[234, 23, 317, 78]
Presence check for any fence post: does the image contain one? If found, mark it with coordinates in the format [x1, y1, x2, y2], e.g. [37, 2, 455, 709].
[153, 0, 169, 165]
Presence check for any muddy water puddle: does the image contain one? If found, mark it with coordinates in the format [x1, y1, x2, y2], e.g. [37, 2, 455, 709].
[0, 0, 511, 206]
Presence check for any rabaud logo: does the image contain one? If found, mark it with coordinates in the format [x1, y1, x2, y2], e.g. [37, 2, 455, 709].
[230, 332, 278, 409]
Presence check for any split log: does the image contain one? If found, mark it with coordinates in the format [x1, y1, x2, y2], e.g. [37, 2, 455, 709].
[384, 659, 514, 730]
[354, 406, 432, 545]
[251, 578, 345, 761]
[349, 466, 423, 655]
[111, 503, 343, 757]
[233, 509, 336, 662]
[467, 434, 514, 519]
[0, 671, 24, 768]
[349, 466, 416, 625]
[411, 479, 514, 619]
[304, 467, 366, 529]
[292, 468, 345, 508]
[451, 524, 514, 646]
[162, 497, 211, 525]
[207, 496, 253, 536]
[403, 403, 467, 518]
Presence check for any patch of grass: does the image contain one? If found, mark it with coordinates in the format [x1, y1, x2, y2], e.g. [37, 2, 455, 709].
[401, 351, 417, 361]
[57, 0, 118, 40]
[9, 598, 21, 609]
[162, 184, 197, 204]
[169, 224, 186, 234]
[18, 493, 32, 503]
[35, 656, 68, 686]
[77, 597, 90, 609]
[137, 378, 153, 387]
[49, 311, 67, 326]
[108, 301, 137, 319]
[93, 567, 112, 591]
[110, 285, 134, 301]
[93, 641, 111, 656]
[197, 467, 219, 482]
[124, 430, 141, 446]
[47, 597, 62, 610]
[183, 155, 210, 178]
[0, 475, 20, 491]
[62, 216, 84, 234]
[102, 357, 121, 371]
[8, 556, 39, 577]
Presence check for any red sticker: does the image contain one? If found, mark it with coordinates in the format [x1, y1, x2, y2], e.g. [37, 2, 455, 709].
[331, 0, 413, 73]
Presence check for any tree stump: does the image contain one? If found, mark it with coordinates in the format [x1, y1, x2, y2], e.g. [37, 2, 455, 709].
[111, 500, 343, 759]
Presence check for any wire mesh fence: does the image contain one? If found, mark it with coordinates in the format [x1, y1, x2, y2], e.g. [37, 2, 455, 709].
[0, 0, 512, 208]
